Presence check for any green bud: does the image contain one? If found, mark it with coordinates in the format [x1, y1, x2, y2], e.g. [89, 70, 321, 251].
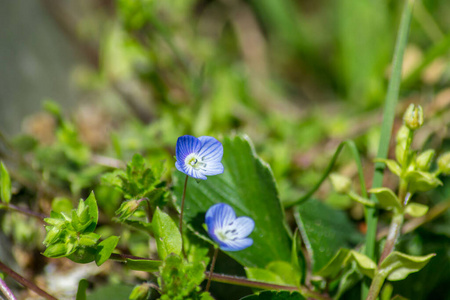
[395, 125, 410, 166]
[129, 283, 150, 300]
[115, 199, 143, 221]
[403, 104, 423, 130]
[330, 173, 352, 194]
[437, 152, 450, 175]
[416, 150, 435, 171]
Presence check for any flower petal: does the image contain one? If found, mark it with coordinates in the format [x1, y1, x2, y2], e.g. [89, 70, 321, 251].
[219, 238, 253, 251]
[176, 161, 207, 180]
[231, 216, 255, 239]
[206, 203, 236, 232]
[176, 135, 202, 163]
[198, 136, 223, 163]
[202, 161, 224, 176]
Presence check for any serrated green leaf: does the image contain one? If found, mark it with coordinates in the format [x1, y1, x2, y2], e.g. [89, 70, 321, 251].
[152, 208, 181, 260]
[404, 203, 429, 218]
[126, 258, 162, 272]
[374, 159, 402, 177]
[1, 162, 11, 204]
[380, 251, 435, 281]
[95, 236, 120, 266]
[370, 188, 402, 211]
[295, 200, 363, 272]
[174, 135, 291, 268]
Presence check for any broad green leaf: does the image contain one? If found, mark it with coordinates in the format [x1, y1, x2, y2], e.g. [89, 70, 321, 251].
[294, 200, 363, 272]
[374, 159, 402, 177]
[317, 248, 350, 278]
[85, 192, 98, 233]
[152, 207, 181, 260]
[95, 236, 120, 266]
[266, 261, 301, 286]
[380, 251, 435, 281]
[0, 162, 11, 204]
[126, 258, 162, 272]
[76, 279, 89, 300]
[245, 268, 286, 285]
[68, 246, 97, 264]
[350, 250, 377, 279]
[405, 171, 442, 194]
[370, 188, 402, 211]
[404, 203, 429, 218]
[240, 291, 305, 300]
[174, 135, 291, 268]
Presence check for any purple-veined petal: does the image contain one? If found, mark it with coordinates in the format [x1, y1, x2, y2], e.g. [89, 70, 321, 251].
[176, 162, 207, 180]
[176, 135, 202, 163]
[231, 216, 255, 239]
[198, 136, 223, 163]
[205, 203, 235, 232]
[219, 238, 253, 252]
[202, 161, 224, 176]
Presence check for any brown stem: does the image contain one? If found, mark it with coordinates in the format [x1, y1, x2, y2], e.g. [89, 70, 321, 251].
[0, 261, 57, 300]
[205, 247, 219, 292]
[4, 204, 47, 221]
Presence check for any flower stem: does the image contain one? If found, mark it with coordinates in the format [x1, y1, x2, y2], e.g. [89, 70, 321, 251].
[366, 271, 387, 300]
[0, 261, 57, 300]
[205, 247, 219, 292]
[178, 175, 189, 255]
[378, 213, 404, 265]
[0, 277, 16, 300]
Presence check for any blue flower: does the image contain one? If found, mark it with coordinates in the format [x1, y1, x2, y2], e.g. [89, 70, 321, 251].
[175, 135, 224, 180]
[205, 203, 254, 251]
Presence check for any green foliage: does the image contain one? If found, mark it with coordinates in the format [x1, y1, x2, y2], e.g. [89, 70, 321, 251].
[173, 135, 292, 268]
[95, 236, 120, 266]
[0, 162, 11, 204]
[76, 279, 89, 300]
[128, 283, 151, 300]
[370, 188, 402, 212]
[379, 252, 435, 282]
[240, 291, 305, 300]
[158, 254, 211, 300]
[152, 207, 182, 260]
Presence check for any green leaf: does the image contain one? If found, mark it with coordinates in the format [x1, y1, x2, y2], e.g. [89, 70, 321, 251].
[240, 291, 305, 300]
[76, 279, 89, 300]
[245, 268, 285, 285]
[84, 192, 99, 233]
[121, 219, 153, 235]
[317, 248, 351, 278]
[129, 284, 150, 300]
[152, 207, 182, 260]
[380, 251, 435, 281]
[290, 230, 304, 284]
[95, 236, 120, 266]
[43, 243, 73, 258]
[350, 250, 377, 279]
[126, 258, 162, 272]
[405, 171, 442, 193]
[404, 203, 429, 218]
[0, 162, 11, 204]
[294, 200, 363, 272]
[173, 135, 292, 268]
[68, 246, 97, 264]
[79, 232, 101, 247]
[370, 188, 402, 211]
[374, 159, 402, 177]
[266, 261, 301, 286]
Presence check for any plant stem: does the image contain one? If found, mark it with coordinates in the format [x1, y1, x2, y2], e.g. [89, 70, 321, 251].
[378, 213, 404, 264]
[178, 175, 189, 255]
[362, 0, 415, 298]
[2, 204, 47, 221]
[205, 247, 219, 292]
[366, 272, 387, 300]
[0, 261, 57, 300]
[0, 277, 16, 300]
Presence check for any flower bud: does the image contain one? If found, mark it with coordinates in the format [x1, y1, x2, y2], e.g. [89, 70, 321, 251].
[129, 283, 150, 300]
[330, 173, 352, 194]
[403, 104, 423, 130]
[115, 199, 142, 221]
[416, 149, 435, 171]
[437, 152, 450, 175]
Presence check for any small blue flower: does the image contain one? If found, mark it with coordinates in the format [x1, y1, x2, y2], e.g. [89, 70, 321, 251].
[175, 135, 224, 180]
[205, 203, 254, 251]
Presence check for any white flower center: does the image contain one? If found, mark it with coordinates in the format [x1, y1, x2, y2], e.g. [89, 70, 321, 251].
[184, 153, 206, 170]
[215, 221, 239, 242]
